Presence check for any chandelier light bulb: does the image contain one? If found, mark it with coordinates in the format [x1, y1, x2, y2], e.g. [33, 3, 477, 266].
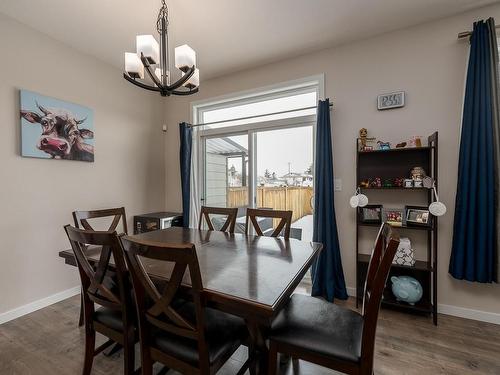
[175, 44, 196, 72]
[183, 68, 200, 89]
[136, 35, 160, 64]
[125, 52, 144, 79]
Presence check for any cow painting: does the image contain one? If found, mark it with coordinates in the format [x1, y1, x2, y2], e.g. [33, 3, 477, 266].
[20, 90, 94, 162]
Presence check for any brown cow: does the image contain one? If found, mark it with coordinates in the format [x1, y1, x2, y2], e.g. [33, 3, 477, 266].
[20, 102, 94, 161]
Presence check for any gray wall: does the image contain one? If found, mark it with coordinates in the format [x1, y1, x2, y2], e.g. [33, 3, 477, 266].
[0, 14, 165, 316]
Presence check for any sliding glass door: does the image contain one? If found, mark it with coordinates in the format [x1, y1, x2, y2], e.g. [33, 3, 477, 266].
[201, 123, 314, 240]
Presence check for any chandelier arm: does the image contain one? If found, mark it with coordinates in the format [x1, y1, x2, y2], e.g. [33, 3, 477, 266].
[123, 73, 162, 92]
[171, 87, 199, 96]
[142, 60, 164, 89]
[166, 66, 195, 91]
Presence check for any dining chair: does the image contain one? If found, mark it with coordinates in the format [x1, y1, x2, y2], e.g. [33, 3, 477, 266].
[73, 207, 128, 327]
[73, 207, 128, 234]
[198, 206, 238, 233]
[64, 225, 137, 375]
[120, 236, 251, 375]
[267, 223, 400, 375]
[245, 208, 293, 239]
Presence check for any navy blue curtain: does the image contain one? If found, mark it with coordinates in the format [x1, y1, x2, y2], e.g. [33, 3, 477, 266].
[179, 123, 192, 228]
[449, 20, 498, 283]
[311, 99, 348, 301]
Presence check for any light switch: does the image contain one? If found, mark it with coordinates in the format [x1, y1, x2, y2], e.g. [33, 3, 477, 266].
[335, 178, 342, 191]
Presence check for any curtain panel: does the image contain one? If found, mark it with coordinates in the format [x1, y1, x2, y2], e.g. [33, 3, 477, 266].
[179, 122, 192, 228]
[311, 99, 348, 301]
[449, 18, 499, 283]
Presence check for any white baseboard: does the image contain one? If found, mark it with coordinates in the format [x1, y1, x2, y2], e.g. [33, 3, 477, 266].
[438, 303, 500, 325]
[0, 286, 80, 325]
[346, 286, 356, 297]
[346, 285, 500, 325]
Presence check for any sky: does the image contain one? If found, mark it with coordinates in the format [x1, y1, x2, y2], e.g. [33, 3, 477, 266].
[223, 126, 313, 178]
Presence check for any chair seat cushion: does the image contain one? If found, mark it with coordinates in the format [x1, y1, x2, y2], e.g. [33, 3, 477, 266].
[151, 301, 248, 366]
[269, 294, 363, 363]
[93, 308, 129, 332]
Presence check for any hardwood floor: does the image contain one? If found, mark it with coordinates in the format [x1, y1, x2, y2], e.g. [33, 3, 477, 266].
[1, 290, 500, 374]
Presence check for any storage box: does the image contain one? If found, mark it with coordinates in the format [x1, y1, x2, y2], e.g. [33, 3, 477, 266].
[393, 237, 415, 266]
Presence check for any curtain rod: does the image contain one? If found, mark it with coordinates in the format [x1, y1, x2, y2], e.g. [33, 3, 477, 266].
[189, 103, 333, 128]
[458, 24, 500, 39]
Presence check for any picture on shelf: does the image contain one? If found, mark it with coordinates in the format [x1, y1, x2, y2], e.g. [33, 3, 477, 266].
[405, 206, 432, 227]
[383, 208, 404, 227]
[359, 205, 383, 223]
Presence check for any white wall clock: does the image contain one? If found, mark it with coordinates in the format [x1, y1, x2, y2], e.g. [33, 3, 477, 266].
[377, 91, 405, 110]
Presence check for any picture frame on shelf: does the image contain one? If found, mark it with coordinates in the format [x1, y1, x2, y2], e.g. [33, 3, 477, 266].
[359, 205, 383, 224]
[383, 208, 404, 227]
[405, 206, 432, 227]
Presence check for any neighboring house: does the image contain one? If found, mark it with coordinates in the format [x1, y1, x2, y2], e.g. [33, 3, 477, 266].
[205, 137, 248, 207]
[259, 172, 287, 187]
[280, 172, 313, 187]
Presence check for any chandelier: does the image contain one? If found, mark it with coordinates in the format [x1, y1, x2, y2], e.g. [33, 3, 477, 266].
[123, 0, 199, 97]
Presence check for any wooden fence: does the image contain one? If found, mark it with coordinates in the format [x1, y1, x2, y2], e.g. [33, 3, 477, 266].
[227, 186, 313, 223]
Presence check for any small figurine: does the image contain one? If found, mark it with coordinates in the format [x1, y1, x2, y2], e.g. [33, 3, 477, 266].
[360, 179, 370, 188]
[383, 179, 393, 187]
[370, 177, 382, 188]
[359, 128, 375, 151]
[377, 141, 391, 150]
[393, 178, 404, 187]
[404, 179, 414, 188]
[396, 141, 407, 148]
[409, 136, 423, 148]
[410, 166, 426, 180]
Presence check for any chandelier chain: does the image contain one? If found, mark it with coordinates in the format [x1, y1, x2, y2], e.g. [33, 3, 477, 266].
[156, 0, 169, 33]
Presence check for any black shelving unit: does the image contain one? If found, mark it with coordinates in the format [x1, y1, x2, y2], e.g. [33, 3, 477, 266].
[355, 132, 438, 325]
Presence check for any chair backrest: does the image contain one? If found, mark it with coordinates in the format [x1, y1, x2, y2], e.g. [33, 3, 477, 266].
[245, 208, 292, 239]
[120, 236, 209, 365]
[64, 225, 132, 314]
[198, 206, 238, 233]
[73, 207, 128, 235]
[360, 223, 400, 371]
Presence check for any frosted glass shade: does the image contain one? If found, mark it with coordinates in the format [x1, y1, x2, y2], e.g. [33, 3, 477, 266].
[125, 52, 144, 79]
[182, 68, 199, 89]
[136, 35, 159, 64]
[175, 44, 196, 72]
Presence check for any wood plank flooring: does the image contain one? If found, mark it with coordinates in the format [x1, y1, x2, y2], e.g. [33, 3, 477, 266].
[1, 289, 499, 374]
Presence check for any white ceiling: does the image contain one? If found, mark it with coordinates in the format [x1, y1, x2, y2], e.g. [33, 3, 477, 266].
[0, 0, 497, 80]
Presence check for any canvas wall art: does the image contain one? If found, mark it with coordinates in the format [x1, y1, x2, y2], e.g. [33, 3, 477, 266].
[20, 90, 94, 162]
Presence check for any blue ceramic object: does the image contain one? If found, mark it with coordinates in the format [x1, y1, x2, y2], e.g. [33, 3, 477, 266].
[390, 276, 423, 305]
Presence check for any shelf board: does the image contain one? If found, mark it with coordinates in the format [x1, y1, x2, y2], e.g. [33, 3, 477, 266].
[381, 294, 433, 314]
[358, 146, 432, 154]
[358, 253, 432, 272]
[358, 221, 434, 231]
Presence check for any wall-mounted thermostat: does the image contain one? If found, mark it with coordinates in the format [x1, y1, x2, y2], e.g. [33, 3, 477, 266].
[377, 91, 405, 110]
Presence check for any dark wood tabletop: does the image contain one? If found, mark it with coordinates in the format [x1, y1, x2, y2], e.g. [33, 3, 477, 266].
[59, 226, 323, 324]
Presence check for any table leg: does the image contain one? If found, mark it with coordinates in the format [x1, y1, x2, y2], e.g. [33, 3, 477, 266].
[245, 320, 269, 375]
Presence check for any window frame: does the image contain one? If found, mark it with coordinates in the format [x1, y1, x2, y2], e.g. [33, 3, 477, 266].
[191, 74, 325, 132]
[191, 74, 324, 210]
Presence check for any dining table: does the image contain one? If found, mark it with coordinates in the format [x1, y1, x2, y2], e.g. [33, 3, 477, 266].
[59, 226, 323, 374]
